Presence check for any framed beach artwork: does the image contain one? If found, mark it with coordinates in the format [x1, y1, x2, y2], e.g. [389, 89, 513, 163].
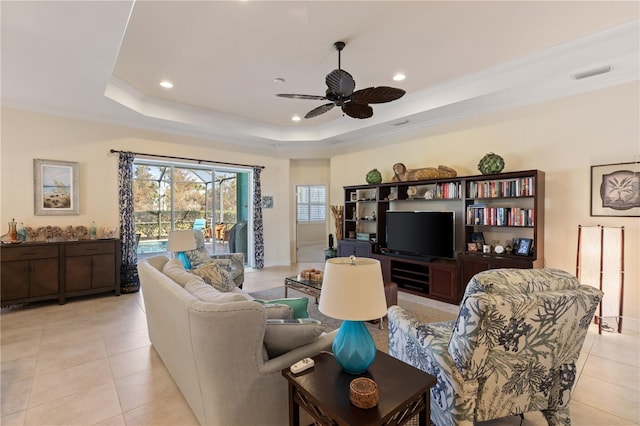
[34, 159, 79, 215]
[591, 162, 640, 217]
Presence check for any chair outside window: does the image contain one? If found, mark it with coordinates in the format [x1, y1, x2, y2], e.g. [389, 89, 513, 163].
[193, 218, 206, 231]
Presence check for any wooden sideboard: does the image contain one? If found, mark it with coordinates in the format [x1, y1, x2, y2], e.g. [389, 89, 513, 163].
[1, 239, 121, 306]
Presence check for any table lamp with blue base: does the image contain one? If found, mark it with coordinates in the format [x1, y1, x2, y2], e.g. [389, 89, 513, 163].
[167, 230, 197, 269]
[319, 256, 388, 374]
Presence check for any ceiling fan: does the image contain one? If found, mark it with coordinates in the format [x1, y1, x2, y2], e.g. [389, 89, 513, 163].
[276, 41, 406, 119]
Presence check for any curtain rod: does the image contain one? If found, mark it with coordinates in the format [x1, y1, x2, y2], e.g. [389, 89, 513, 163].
[109, 149, 265, 170]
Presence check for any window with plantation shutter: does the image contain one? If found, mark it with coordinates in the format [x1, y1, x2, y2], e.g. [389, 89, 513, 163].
[297, 185, 326, 222]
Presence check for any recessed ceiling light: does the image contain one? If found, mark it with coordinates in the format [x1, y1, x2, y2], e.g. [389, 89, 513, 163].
[393, 73, 406, 81]
[292, 115, 301, 122]
[160, 80, 174, 89]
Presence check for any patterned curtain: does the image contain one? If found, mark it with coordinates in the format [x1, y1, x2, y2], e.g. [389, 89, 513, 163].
[118, 152, 140, 293]
[252, 166, 264, 269]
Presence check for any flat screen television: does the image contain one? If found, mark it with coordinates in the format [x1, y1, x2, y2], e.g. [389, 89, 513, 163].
[385, 210, 455, 259]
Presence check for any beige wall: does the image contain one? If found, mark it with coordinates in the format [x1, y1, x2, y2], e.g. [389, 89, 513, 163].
[330, 82, 639, 325]
[2, 82, 638, 324]
[0, 108, 293, 267]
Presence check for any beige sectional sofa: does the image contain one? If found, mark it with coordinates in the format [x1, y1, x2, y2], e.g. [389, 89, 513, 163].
[138, 256, 336, 425]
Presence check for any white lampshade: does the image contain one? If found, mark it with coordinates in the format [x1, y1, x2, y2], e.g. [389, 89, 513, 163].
[319, 256, 388, 321]
[167, 230, 197, 252]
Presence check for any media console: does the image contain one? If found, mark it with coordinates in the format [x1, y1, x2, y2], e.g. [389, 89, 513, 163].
[371, 253, 460, 304]
[380, 250, 437, 262]
[340, 169, 545, 304]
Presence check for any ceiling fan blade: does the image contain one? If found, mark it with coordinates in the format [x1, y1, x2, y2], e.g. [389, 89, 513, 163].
[325, 69, 355, 97]
[351, 86, 406, 104]
[276, 94, 327, 101]
[304, 103, 335, 119]
[342, 102, 373, 119]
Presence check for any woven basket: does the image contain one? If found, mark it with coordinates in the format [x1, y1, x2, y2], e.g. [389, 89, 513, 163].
[349, 377, 379, 409]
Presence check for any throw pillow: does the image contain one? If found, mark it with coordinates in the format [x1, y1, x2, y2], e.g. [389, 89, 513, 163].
[185, 279, 247, 303]
[254, 297, 309, 319]
[190, 261, 236, 292]
[184, 230, 212, 267]
[185, 248, 211, 268]
[162, 258, 194, 287]
[263, 319, 324, 358]
[263, 303, 294, 320]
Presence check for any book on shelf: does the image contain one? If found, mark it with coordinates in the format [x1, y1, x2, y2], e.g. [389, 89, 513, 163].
[466, 206, 535, 226]
[467, 177, 535, 198]
[435, 182, 461, 199]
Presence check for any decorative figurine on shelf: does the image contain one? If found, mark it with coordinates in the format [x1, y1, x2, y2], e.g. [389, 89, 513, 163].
[424, 189, 436, 200]
[366, 169, 382, 185]
[478, 152, 505, 174]
[391, 163, 457, 182]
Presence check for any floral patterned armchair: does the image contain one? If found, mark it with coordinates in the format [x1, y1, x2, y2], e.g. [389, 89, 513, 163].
[388, 268, 602, 426]
[184, 230, 245, 287]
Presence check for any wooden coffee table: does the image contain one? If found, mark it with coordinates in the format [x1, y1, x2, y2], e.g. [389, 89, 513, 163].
[282, 351, 436, 426]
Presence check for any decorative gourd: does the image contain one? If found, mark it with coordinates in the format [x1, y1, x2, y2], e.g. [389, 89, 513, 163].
[366, 169, 382, 185]
[478, 153, 505, 175]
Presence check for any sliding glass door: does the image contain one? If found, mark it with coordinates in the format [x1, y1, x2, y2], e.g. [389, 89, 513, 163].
[132, 160, 250, 264]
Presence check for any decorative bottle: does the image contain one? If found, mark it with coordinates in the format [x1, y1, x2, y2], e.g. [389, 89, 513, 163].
[17, 222, 26, 242]
[90, 221, 97, 240]
[8, 218, 17, 242]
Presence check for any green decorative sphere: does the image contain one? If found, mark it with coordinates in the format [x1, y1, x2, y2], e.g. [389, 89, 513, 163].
[366, 169, 382, 185]
[478, 153, 505, 175]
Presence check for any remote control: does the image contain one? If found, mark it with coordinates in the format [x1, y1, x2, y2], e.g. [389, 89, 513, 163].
[290, 358, 315, 374]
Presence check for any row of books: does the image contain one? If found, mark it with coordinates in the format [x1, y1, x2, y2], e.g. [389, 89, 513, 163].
[467, 177, 535, 198]
[435, 182, 462, 199]
[466, 206, 535, 227]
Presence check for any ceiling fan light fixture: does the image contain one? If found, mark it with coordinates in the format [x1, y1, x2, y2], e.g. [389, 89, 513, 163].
[276, 41, 405, 120]
[159, 80, 173, 89]
[393, 73, 406, 81]
[291, 115, 301, 122]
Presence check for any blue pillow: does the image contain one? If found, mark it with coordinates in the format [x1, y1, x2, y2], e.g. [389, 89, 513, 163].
[255, 297, 309, 319]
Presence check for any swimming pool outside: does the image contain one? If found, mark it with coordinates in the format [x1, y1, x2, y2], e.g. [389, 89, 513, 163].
[136, 239, 230, 260]
[137, 239, 168, 254]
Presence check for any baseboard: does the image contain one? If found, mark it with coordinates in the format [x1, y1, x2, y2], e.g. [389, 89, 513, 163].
[599, 316, 639, 332]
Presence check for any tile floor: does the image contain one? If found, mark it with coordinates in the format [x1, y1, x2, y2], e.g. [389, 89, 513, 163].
[1, 263, 638, 425]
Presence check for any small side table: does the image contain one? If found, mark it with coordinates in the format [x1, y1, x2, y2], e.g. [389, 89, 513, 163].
[282, 351, 436, 426]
